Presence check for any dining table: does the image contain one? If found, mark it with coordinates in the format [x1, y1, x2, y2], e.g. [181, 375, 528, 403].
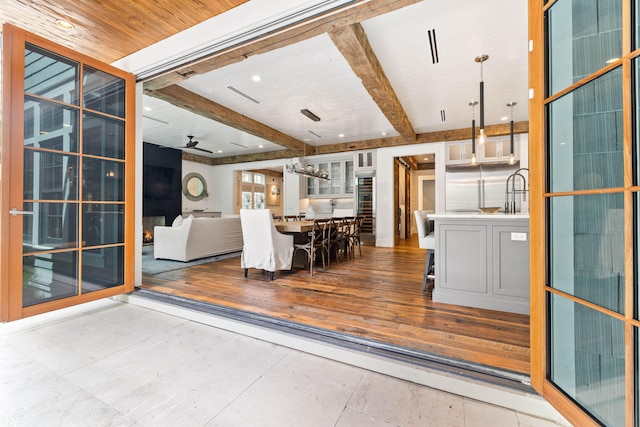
[273, 220, 314, 233]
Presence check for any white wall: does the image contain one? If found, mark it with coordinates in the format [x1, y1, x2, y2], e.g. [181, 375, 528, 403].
[181, 160, 220, 213]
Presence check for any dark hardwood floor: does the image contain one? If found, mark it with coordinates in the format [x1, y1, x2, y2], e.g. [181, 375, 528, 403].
[140, 237, 530, 375]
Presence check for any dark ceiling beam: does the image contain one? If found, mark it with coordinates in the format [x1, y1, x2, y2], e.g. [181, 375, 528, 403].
[143, 0, 421, 90]
[147, 85, 312, 154]
[329, 23, 416, 141]
[182, 148, 301, 166]
[188, 121, 529, 166]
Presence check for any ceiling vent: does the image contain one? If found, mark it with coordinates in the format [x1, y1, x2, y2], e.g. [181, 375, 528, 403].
[226, 85, 260, 104]
[426, 28, 439, 64]
[301, 108, 321, 122]
[308, 130, 322, 138]
[440, 109, 446, 122]
[230, 141, 249, 148]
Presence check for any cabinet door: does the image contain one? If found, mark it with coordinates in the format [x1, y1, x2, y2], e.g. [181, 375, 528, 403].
[330, 161, 341, 194]
[306, 163, 316, 196]
[492, 225, 529, 298]
[438, 224, 488, 292]
[481, 136, 518, 163]
[318, 162, 330, 195]
[445, 142, 473, 165]
[344, 160, 354, 194]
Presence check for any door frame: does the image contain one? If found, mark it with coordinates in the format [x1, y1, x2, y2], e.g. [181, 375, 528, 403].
[0, 24, 136, 322]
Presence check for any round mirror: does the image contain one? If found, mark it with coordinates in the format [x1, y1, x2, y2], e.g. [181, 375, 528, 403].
[182, 172, 208, 201]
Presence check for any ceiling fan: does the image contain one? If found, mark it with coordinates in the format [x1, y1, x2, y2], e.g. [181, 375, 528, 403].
[181, 135, 213, 153]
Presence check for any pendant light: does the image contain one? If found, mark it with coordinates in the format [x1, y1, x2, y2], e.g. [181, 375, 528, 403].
[507, 101, 517, 165]
[475, 54, 489, 145]
[469, 101, 478, 165]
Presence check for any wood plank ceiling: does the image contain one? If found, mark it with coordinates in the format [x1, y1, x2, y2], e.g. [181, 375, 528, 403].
[0, 0, 249, 63]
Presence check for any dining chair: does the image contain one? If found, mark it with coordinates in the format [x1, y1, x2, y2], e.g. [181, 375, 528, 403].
[347, 216, 363, 257]
[240, 208, 294, 280]
[293, 219, 327, 276]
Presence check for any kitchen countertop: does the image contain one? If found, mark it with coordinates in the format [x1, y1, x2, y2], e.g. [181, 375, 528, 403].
[430, 212, 530, 220]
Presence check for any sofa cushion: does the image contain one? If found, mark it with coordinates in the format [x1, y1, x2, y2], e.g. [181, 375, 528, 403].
[172, 215, 183, 227]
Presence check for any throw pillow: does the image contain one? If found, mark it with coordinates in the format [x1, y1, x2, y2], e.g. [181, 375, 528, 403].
[172, 215, 183, 227]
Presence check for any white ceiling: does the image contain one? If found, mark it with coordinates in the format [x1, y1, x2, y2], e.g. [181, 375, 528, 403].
[140, 0, 529, 159]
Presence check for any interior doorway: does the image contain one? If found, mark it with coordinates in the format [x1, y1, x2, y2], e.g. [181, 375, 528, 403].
[394, 154, 436, 243]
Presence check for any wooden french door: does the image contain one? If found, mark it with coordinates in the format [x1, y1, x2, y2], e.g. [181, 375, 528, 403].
[530, 1, 639, 425]
[0, 24, 135, 322]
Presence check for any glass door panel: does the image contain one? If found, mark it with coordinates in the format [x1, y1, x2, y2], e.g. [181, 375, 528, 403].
[1, 24, 134, 321]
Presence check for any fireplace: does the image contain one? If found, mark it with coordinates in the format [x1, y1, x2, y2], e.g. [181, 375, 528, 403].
[142, 216, 165, 244]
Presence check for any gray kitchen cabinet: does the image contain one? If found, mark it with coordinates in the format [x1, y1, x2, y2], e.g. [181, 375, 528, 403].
[432, 214, 530, 314]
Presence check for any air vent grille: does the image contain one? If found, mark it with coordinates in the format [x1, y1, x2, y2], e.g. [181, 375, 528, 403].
[226, 85, 261, 104]
[230, 141, 249, 148]
[308, 130, 322, 138]
[426, 28, 439, 64]
[440, 109, 446, 122]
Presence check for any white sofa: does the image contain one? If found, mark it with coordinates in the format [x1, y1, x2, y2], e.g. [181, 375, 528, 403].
[154, 215, 243, 262]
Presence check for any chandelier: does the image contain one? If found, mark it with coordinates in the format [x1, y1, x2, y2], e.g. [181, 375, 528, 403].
[286, 161, 330, 180]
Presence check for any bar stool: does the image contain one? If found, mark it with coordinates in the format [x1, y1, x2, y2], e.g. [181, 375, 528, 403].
[414, 210, 435, 292]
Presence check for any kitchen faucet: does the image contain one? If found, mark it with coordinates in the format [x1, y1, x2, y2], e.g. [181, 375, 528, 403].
[505, 168, 528, 214]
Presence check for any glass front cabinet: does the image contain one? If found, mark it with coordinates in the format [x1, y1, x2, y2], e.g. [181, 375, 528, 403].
[306, 158, 354, 197]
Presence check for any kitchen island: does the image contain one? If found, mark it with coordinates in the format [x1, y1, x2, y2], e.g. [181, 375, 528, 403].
[430, 213, 530, 315]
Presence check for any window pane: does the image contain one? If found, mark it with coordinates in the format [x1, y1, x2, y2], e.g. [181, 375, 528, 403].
[242, 191, 252, 209]
[254, 192, 265, 209]
[24, 44, 79, 105]
[548, 193, 624, 313]
[83, 112, 125, 159]
[24, 96, 79, 152]
[242, 172, 252, 183]
[550, 294, 625, 426]
[547, 0, 622, 96]
[24, 151, 78, 201]
[82, 246, 124, 293]
[83, 158, 124, 202]
[83, 66, 125, 118]
[23, 202, 78, 253]
[548, 68, 623, 192]
[23, 252, 79, 307]
[83, 204, 124, 247]
[253, 173, 265, 185]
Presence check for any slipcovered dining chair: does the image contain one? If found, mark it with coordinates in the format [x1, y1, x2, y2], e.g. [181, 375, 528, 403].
[414, 210, 435, 291]
[240, 209, 294, 280]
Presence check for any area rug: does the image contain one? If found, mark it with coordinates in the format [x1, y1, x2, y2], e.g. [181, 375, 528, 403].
[141, 245, 241, 275]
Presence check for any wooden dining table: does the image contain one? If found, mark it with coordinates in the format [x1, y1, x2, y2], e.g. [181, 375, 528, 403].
[273, 220, 314, 233]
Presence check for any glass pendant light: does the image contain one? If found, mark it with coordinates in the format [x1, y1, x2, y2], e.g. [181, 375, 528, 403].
[469, 101, 478, 165]
[507, 101, 517, 165]
[475, 54, 489, 145]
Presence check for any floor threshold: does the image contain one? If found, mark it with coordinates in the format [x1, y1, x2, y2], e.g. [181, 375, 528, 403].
[130, 287, 532, 393]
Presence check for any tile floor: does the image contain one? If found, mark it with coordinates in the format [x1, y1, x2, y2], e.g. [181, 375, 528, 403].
[0, 298, 570, 427]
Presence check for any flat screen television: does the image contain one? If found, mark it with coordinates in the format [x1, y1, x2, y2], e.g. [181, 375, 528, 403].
[143, 165, 180, 201]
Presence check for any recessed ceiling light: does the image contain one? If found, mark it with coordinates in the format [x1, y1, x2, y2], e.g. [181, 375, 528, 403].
[56, 19, 75, 31]
[252, 75, 261, 82]
[381, 131, 388, 137]
[217, 150, 223, 153]
[500, 116, 509, 121]
[144, 106, 152, 111]
[424, 157, 430, 161]
[258, 144, 264, 148]
[338, 134, 345, 138]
